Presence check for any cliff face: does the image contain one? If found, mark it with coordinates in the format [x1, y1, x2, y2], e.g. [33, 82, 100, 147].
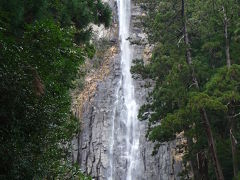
[72, 0, 183, 179]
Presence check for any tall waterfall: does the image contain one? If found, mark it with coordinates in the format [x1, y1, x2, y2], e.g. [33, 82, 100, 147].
[109, 0, 141, 179]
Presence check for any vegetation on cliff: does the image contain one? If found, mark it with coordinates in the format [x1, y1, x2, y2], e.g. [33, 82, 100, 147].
[135, 0, 240, 179]
[0, 0, 110, 179]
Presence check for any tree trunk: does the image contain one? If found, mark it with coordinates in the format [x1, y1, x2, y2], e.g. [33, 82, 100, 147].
[182, 9, 199, 88]
[223, 6, 231, 68]
[228, 109, 238, 178]
[230, 128, 238, 177]
[197, 151, 209, 180]
[199, 108, 224, 180]
[181, 1, 224, 179]
[222, 6, 239, 177]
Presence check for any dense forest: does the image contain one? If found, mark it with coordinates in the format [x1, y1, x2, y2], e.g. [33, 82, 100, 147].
[0, 0, 110, 179]
[133, 0, 240, 179]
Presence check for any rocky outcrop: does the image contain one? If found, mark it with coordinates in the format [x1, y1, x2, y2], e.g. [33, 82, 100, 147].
[72, 0, 184, 179]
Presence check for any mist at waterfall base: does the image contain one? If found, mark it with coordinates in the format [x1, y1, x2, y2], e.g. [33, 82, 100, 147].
[108, 0, 141, 179]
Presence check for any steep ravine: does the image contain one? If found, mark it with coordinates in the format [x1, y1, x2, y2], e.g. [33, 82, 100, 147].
[72, 0, 183, 179]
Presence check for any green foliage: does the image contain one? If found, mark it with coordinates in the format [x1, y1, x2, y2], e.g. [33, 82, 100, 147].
[189, 92, 227, 112]
[236, 172, 240, 180]
[0, 0, 112, 42]
[137, 0, 240, 179]
[0, 0, 111, 179]
[0, 19, 81, 179]
[130, 59, 152, 79]
[206, 65, 240, 103]
[149, 109, 186, 142]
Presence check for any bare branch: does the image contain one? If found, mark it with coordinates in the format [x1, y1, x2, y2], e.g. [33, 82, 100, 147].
[228, 112, 240, 119]
[177, 35, 184, 47]
[230, 129, 238, 144]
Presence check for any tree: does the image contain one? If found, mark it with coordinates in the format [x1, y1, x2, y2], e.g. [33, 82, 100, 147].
[134, 0, 240, 179]
[181, 1, 224, 179]
[0, 0, 111, 179]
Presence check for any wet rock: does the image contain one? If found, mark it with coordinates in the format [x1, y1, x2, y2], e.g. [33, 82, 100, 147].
[72, 0, 184, 179]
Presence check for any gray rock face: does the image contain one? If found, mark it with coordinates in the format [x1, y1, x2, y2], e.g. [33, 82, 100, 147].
[72, 0, 183, 179]
[72, 54, 122, 179]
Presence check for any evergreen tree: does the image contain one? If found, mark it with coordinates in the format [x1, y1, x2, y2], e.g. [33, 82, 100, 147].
[0, 0, 111, 179]
[135, 0, 240, 179]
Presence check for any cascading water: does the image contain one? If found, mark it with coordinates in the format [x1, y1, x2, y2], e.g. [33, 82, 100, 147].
[72, 0, 183, 179]
[109, 0, 141, 179]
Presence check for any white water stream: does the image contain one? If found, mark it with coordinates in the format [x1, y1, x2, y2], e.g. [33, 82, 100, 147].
[109, 0, 140, 179]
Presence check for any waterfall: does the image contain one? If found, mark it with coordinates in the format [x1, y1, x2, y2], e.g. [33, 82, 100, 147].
[73, 0, 183, 179]
[109, 0, 141, 179]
